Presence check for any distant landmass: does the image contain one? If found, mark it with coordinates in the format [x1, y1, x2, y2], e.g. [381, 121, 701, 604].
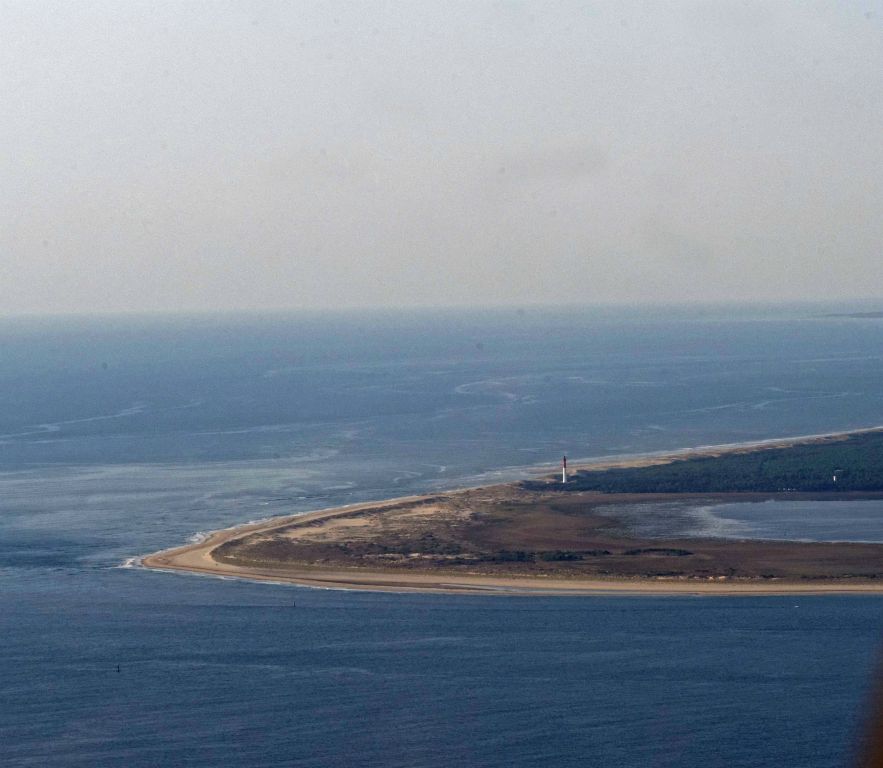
[818, 311, 883, 319]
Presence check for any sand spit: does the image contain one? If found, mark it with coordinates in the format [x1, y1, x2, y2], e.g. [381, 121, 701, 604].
[141, 428, 883, 596]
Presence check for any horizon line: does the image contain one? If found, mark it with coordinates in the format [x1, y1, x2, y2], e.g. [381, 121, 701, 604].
[2, 297, 883, 322]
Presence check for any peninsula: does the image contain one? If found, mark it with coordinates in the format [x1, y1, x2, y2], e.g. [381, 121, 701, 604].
[142, 428, 883, 595]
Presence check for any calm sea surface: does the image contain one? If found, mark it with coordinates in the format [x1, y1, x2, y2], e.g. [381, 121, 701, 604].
[3, 304, 883, 767]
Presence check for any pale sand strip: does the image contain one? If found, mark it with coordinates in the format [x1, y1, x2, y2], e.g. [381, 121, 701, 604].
[142, 551, 883, 596]
[141, 427, 883, 596]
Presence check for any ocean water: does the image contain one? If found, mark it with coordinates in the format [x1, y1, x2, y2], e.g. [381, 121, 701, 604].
[3, 304, 883, 767]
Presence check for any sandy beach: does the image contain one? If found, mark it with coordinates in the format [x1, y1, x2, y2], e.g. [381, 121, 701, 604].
[141, 428, 883, 596]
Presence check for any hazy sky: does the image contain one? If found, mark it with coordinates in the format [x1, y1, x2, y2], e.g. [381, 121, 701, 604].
[2, 1, 881, 314]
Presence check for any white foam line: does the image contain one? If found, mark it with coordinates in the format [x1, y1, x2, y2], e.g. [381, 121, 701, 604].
[0, 403, 149, 440]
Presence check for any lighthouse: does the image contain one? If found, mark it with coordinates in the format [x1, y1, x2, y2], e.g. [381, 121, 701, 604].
[562, 455, 567, 484]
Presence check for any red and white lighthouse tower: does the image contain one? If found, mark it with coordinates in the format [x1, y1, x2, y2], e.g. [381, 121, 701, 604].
[562, 455, 567, 484]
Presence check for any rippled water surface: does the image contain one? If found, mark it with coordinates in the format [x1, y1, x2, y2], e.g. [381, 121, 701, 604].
[3, 305, 883, 767]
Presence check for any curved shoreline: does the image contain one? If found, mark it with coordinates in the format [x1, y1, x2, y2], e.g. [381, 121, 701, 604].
[141, 427, 883, 596]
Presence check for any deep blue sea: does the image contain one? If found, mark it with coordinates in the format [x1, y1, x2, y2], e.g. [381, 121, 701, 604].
[3, 304, 883, 767]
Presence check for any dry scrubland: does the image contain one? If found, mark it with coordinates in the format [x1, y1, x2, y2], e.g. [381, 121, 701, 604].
[211, 487, 883, 582]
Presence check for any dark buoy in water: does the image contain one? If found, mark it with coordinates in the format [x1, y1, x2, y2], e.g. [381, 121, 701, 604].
[116, 664, 120, 673]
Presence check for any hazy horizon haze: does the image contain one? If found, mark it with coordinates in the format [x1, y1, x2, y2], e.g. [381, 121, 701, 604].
[2, 1, 881, 315]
